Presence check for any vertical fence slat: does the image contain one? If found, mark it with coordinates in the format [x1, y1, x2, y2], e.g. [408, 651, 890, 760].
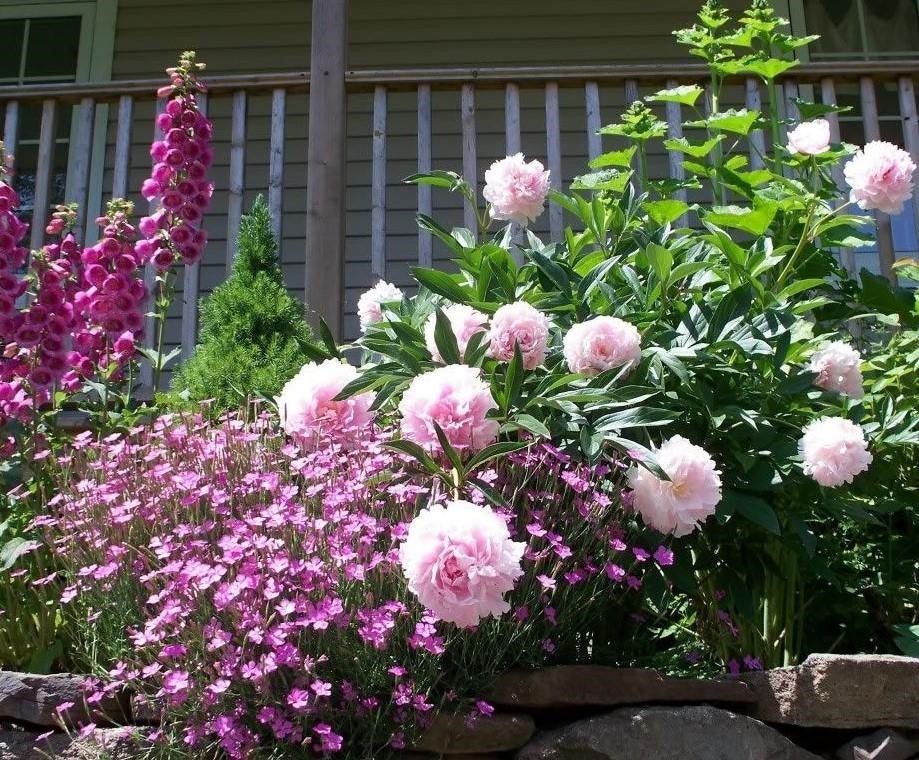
[545, 82, 563, 242]
[820, 77, 854, 273]
[783, 79, 800, 128]
[3, 101, 18, 156]
[664, 79, 688, 227]
[860, 76, 896, 281]
[745, 78, 766, 170]
[181, 93, 207, 363]
[585, 81, 602, 162]
[30, 99, 57, 251]
[226, 90, 247, 274]
[141, 98, 165, 391]
[624, 79, 639, 106]
[417, 84, 433, 266]
[70, 97, 95, 244]
[505, 83, 521, 155]
[371, 85, 387, 280]
[112, 95, 134, 199]
[461, 84, 478, 235]
[268, 88, 286, 245]
[897, 76, 919, 245]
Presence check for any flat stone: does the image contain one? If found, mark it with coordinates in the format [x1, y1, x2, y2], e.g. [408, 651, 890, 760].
[515, 705, 820, 760]
[737, 654, 919, 729]
[413, 713, 535, 754]
[0, 672, 129, 728]
[835, 728, 919, 760]
[489, 665, 754, 710]
[400, 755, 504, 760]
[0, 728, 145, 760]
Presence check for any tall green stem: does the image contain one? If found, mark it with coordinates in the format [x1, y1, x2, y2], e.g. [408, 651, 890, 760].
[152, 271, 174, 395]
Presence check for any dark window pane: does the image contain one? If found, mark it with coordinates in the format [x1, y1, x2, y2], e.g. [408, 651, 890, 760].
[804, 0, 862, 55]
[0, 20, 25, 81]
[864, 0, 919, 55]
[23, 17, 81, 79]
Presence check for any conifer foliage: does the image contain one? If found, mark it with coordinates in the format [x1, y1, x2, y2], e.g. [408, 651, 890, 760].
[171, 196, 312, 410]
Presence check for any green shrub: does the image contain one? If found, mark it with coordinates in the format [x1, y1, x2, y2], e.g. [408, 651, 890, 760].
[170, 196, 313, 410]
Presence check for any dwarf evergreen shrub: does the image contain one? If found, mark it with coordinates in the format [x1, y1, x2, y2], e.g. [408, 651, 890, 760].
[170, 196, 313, 410]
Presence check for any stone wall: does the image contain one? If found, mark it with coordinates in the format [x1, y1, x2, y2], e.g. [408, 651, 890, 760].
[2, 655, 917, 760]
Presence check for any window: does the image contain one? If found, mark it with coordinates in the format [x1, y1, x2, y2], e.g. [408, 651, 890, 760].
[1, 15, 84, 216]
[801, 0, 919, 59]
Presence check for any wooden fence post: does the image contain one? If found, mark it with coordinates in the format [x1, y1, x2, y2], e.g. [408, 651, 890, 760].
[305, 0, 349, 339]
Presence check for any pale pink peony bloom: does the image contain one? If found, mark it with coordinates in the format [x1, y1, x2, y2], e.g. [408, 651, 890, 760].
[357, 281, 404, 332]
[398, 364, 499, 454]
[483, 153, 551, 227]
[424, 304, 489, 364]
[563, 316, 642, 376]
[399, 499, 525, 628]
[275, 360, 374, 449]
[628, 435, 722, 537]
[844, 141, 916, 215]
[808, 341, 864, 399]
[488, 302, 550, 370]
[786, 119, 831, 155]
[799, 416, 872, 487]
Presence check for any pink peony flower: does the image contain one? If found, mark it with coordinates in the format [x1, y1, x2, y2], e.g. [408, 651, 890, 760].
[275, 359, 374, 448]
[357, 281, 403, 332]
[398, 499, 525, 628]
[563, 316, 642, 376]
[628, 435, 722, 537]
[844, 140, 916, 215]
[424, 304, 489, 363]
[799, 416, 872, 487]
[398, 365, 498, 454]
[786, 119, 831, 155]
[808, 341, 864, 399]
[488, 302, 550, 370]
[482, 153, 551, 227]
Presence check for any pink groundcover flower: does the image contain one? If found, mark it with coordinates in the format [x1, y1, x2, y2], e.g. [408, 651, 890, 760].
[276, 359, 374, 448]
[844, 140, 916, 215]
[808, 341, 864, 399]
[786, 119, 831, 155]
[483, 153, 551, 227]
[424, 304, 489, 364]
[488, 302, 550, 370]
[357, 281, 404, 332]
[398, 364, 498, 454]
[563, 316, 642, 377]
[629, 435, 722, 537]
[799, 416, 872, 488]
[398, 500, 525, 628]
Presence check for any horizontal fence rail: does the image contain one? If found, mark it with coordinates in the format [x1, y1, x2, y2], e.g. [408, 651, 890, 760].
[1, 61, 917, 364]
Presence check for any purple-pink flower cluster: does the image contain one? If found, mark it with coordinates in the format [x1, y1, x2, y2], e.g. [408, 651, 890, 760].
[137, 52, 213, 270]
[45, 412, 659, 757]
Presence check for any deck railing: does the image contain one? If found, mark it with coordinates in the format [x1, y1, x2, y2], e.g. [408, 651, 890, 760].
[2, 61, 918, 361]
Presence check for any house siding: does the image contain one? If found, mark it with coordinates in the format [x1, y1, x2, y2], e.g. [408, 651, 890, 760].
[107, 0, 751, 344]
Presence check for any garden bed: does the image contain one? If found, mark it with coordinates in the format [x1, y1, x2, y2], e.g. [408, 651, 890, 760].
[2, 655, 917, 759]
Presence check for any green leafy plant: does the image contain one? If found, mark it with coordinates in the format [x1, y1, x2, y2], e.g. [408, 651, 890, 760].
[170, 196, 314, 411]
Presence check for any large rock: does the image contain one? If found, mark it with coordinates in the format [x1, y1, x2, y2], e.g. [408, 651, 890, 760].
[0, 672, 129, 728]
[489, 665, 754, 710]
[737, 654, 919, 729]
[413, 713, 535, 755]
[515, 705, 820, 760]
[0, 728, 144, 760]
